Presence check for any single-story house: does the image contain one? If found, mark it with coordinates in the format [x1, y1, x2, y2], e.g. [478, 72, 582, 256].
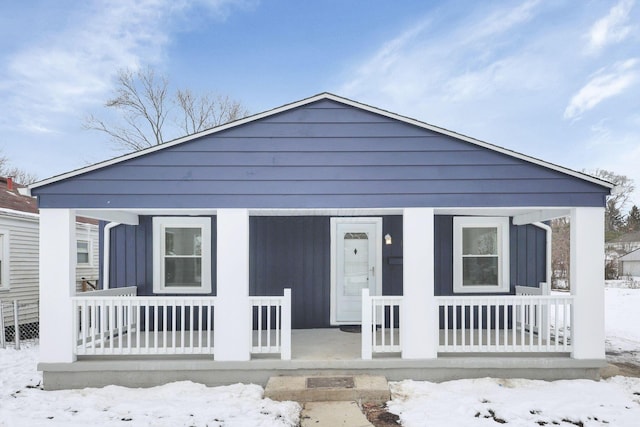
[0, 177, 98, 344]
[619, 248, 640, 277]
[28, 93, 612, 390]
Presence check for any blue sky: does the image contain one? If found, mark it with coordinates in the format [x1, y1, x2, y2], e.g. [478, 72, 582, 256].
[1, 0, 639, 206]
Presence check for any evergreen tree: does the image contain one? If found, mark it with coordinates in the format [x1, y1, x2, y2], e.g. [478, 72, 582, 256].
[626, 205, 640, 232]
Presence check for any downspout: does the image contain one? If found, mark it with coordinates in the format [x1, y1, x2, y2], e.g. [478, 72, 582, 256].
[533, 221, 552, 289]
[102, 222, 120, 290]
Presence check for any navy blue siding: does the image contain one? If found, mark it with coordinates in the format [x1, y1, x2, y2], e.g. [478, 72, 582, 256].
[33, 99, 609, 209]
[249, 216, 403, 329]
[101, 213, 544, 328]
[434, 217, 547, 296]
[101, 216, 217, 296]
[250, 217, 331, 329]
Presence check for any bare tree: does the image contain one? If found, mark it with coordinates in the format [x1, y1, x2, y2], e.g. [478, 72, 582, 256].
[551, 217, 570, 289]
[0, 152, 37, 185]
[85, 67, 248, 151]
[175, 90, 248, 135]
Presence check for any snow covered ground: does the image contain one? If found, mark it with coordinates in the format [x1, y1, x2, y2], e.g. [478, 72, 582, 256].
[1, 285, 639, 426]
[389, 284, 640, 426]
[0, 346, 300, 426]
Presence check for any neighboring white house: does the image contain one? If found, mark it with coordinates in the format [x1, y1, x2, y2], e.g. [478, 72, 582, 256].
[0, 177, 99, 340]
[619, 248, 640, 277]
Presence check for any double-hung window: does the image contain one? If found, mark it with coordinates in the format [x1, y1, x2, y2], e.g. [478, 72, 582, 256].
[77, 240, 90, 265]
[153, 217, 212, 294]
[453, 217, 509, 293]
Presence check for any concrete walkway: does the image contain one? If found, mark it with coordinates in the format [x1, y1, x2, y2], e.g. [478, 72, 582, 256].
[301, 401, 374, 427]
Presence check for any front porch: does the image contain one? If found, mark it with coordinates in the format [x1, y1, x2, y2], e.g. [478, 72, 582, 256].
[37, 206, 606, 389]
[39, 324, 603, 390]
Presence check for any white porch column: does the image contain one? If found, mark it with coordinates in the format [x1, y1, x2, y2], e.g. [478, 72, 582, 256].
[570, 207, 605, 359]
[39, 209, 76, 363]
[214, 209, 251, 361]
[401, 208, 437, 359]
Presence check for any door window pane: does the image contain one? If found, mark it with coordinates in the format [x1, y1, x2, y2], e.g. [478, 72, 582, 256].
[343, 232, 369, 296]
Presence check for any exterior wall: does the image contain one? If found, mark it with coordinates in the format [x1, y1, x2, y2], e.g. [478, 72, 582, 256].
[0, 213, 99, 324]
[100, 216, 218, 295]
[103, 213, 545, 327]
[0, 213, 39, 324]
[249, 216, 402, 329]
[434, 216, 546, 296]
[622, 260, 640, 277]
[32, 100, 609, 209]
[75, 222, 100, 292]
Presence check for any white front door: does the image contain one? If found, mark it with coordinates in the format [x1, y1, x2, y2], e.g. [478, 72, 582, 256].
[331, 218, 382, 324]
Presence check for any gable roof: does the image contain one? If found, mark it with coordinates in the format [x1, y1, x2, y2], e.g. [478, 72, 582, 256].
[620, 247, 640, 261]
[0, 177, 38, 214]
[29, 93, 613, 193]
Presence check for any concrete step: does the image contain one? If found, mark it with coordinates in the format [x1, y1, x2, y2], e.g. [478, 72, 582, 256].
[301, 401, 374, 427]
[264, 375, 390, 404]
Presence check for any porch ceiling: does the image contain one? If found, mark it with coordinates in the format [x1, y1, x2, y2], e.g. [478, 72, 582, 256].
[76, 207, 571, 225]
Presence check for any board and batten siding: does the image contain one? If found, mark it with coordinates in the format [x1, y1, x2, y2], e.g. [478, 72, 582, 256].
[434, 216, 547, 296]
[100, 216, 218, 296]
[102, 214, 545, 329]
[32, 99, 609, 210]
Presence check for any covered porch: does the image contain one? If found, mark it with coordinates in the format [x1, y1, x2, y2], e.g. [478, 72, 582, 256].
[39, 206, 604, 374]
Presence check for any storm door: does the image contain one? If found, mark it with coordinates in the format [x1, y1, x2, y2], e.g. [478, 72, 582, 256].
[331, 218, 382, 324]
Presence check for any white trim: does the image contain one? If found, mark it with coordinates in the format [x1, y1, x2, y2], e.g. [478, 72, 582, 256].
[532, 222, 552, 287]
[27, 93, 613, 194]
[0, 230, 9, 291]
[102, 222, 120, 290]
[73, 206, 575, 218]
[152, 217, 212, 294]
[453, 216, 510, 294]
[0, 207, 39, 221]
[330, 217, 382, 325]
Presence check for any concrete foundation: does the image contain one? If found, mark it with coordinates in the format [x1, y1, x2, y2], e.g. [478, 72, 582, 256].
[39, 328, 606, 390]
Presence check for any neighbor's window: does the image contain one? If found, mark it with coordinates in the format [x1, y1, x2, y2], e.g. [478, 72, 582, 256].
[153, 217, 211, 294]
[453, 217, 509, 293]
[77, 240, 90, 265]
[0, 232, 8, 290]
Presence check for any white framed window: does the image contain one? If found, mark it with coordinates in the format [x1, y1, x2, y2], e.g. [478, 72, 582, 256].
[153, 217, 212, 294]
[77, 240, 91, 265]
[0, 231, 8, 291]
[453, 217, 509, 293]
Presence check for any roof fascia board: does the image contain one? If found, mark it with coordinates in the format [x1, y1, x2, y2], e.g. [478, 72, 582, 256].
[28, 92, 614, 193]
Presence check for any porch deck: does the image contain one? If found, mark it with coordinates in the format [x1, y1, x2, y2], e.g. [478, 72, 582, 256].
[39, 328, 602, 390]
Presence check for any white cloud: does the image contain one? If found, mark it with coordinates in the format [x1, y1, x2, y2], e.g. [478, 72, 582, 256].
[339, 0, 549, 122]
[563, 59, 639, 120]
[587, 0, 635, 54]
[0, 0, 252, 134]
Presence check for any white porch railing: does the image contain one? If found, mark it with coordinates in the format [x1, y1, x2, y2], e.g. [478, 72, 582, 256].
[78, 286, 138, 297]
[73, 295, 216, 356]
[361, 289, 402, 359]
[436, 295, 573, 353]
[249, 289, 291, 360]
